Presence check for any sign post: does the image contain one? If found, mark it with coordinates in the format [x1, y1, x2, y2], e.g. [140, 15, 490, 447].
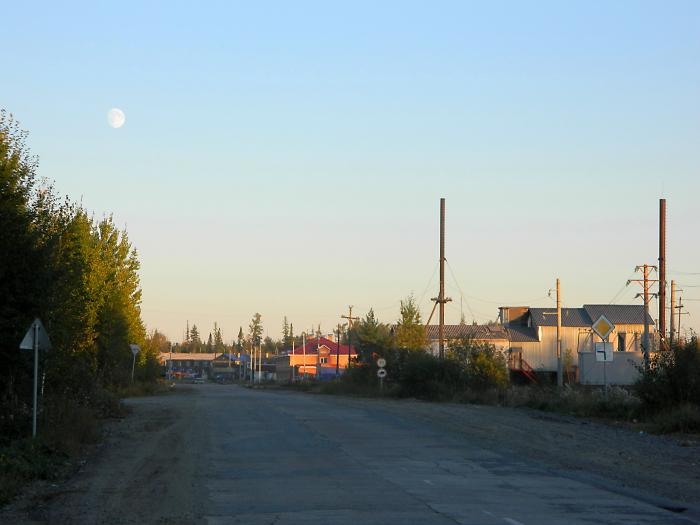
[19, 318, 52, 438]
[592, 315, 615, 398]
[377, 358, 387, 391]
[130, 344, 141, 383]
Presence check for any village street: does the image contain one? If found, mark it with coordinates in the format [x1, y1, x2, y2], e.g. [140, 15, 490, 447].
[3, 384, 699, 525]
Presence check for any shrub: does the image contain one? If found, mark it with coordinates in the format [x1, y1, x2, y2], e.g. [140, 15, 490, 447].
[634, 338, 700, 411]
[447, 337, 509, 391]
[650, 403, 700, 434]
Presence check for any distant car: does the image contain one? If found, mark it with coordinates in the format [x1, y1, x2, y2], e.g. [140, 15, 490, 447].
[194, 377, 205, 384]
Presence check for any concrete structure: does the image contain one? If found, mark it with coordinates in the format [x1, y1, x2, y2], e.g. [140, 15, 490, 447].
[499, 304, 655, 381]
[288, 336, 357, 379]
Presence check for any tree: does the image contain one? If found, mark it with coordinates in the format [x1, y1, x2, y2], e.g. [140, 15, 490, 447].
[213, 323, 225, 354]
[190, 324, 202, 352]
[446, 337, 508, 390]
[236, 327, 245, 354]
[395, 295, 427, 351]
[282, 316, 290, 348]
[206, 333, 214, 353]
[353, 309, 392, 362]
[263, 336, 276, 357]
[249, 313, 263, 347]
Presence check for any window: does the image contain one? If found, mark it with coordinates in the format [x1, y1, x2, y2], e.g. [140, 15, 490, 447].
[320, 357, 328, 364]
[617, 333, 626, 352]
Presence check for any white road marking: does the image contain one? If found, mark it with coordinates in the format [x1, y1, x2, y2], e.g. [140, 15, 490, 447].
[482, 510, 494, 516]
[423, 479, 434, 485]
[503, 518, 525, 525]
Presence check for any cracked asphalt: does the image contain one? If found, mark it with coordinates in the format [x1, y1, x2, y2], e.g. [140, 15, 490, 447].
[2, 383, 699, 524]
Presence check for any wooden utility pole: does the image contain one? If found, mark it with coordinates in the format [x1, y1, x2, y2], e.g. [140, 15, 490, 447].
[629, 264, 658, 369]
[676, 296, 688, 343]
[659, 199, 667, 346]
[670, 280, 676, 347]
[341, 306, 359, 367]
[336, 323, 342, 377]
[556, 278, 562, 388]
[431, 198, 452, 359]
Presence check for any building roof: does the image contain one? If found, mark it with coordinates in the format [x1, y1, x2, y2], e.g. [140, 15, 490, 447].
[506, 325, 540, 343]
[529, 305, 653, 328]
[158, 352, 219, 363]
[425, 324, 509, 341]
[290, 337, 356, 356]
[529, 308, 591, 327]
[582, 305, 655, 326]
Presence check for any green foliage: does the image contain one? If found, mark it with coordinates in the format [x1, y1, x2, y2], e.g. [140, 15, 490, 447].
[1, 111, 151, 447]
[352, 309, 393, 363]
[394, 295, 427, 351]
[213, 323, 225, 354]
[249, 313, 263, 346]
[447, 337, 508, 390]
[635, 339, 700, 411]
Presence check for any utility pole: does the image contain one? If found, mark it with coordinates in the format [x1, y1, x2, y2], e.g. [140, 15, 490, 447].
[291, 338, 296, 382]
[336, 323, 342, 378]
[659, 198, 667, 346]
[341, 306, 359, 368]
[302, 332, 307, 380]
[431, 198, 452, 359]
[629, 264, 658, 369]
[670, 280, 676, 347]
[556, 278, 563, 388]
[676, 296, 689, 344]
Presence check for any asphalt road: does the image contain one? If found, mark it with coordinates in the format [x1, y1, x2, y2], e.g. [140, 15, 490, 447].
[4, 384, 699, 525]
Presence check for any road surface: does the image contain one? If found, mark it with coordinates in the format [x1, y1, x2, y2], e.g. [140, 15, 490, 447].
[3, 384, 699, 524]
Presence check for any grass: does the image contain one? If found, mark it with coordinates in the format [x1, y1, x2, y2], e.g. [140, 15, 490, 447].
[0, 380, 166, 508]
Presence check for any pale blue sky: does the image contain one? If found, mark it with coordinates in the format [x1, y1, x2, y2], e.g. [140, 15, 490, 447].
[3, 1, 699, 341]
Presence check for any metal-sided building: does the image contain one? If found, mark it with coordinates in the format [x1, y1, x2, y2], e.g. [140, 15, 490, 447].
[499, 304, 655, 375]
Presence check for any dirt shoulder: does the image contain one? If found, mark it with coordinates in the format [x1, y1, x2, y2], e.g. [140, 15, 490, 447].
[0, 387, 205, 525]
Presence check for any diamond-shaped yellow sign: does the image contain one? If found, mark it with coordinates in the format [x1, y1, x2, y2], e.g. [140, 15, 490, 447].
[592, 315, 615, 340]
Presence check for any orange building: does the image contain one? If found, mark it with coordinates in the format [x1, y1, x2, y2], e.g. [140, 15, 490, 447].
[289, 337, 357, 378]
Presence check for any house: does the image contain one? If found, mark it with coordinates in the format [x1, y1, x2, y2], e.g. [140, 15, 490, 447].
[425, 324, 510, 356]
[159, 352, 219, 379]
[499, 304, 655, 382]
[287, 336, 357, 379]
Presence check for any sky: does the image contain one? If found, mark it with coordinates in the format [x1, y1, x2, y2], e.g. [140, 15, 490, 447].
[2, 1, 699, 342]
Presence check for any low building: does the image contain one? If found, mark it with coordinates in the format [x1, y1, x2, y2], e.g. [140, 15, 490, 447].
[499, 304, 654, 382]
[159, 352, 219, 379]
[287, 336, 357, 379]
[425, 324, 510, 356]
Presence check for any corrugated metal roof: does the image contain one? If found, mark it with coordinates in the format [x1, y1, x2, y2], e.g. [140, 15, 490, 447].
[529, 308, 592, 327]
[583, 305, 654, 326]
[506, 326, 540, 343]
[425, 324, 509, 340]
[290, 337, 356, 356]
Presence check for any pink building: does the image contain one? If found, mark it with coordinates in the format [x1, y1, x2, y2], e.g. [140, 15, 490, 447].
[289, 337, 357, 377]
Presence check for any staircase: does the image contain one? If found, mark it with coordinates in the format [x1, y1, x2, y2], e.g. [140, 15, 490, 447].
[508, 351, 538, 384]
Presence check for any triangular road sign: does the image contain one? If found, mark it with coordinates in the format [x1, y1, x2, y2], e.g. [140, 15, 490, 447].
[19, 318, 52, 351]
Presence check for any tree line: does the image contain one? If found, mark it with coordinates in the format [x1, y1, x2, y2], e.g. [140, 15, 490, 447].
[0, 111, 159, 441]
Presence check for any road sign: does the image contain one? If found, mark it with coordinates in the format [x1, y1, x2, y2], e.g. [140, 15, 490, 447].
[376, 358, 386, 368]
[130, 344, 140, 356]
[19, 318, 51, 439]
[19, 318, 52, 352]
[592, 315, 615, 341]
[595, 342, 613, 362]
[377, 368, 387, 378]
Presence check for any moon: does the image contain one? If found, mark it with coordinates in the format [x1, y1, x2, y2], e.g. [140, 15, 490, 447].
[107, 108, 126, 129]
